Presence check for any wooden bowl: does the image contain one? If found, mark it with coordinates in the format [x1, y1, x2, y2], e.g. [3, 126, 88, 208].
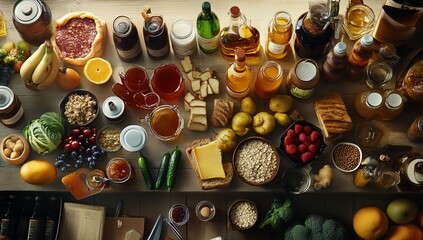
[227, 199, 258, 231]
[1, 134, 30, 165]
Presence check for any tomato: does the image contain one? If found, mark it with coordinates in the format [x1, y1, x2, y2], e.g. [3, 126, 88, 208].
[20, 160, 57, 185]
[14, 60, 24, 73]
[56, 65, 81, 90]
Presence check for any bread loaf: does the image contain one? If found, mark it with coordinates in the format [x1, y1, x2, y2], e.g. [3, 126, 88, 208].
[402, 60, 423, 102]
[211, 99, 234, 127]
[314, 92, 353, 139]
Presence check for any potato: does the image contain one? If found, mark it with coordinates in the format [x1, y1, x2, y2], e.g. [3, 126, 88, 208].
[3, 148, 12, 157]
[10, 151, 20, 159]
[13, 143, 24, 153]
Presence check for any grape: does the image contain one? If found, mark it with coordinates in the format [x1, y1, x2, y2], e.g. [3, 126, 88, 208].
[87, 157, 93, 163]
[83, 128, 92, 137]
[101, 150, 107, 156]
[60, 166, 67, 172]
[71, 151, 78, 158]
[59, 153, 66, 159]
[91, 127, 97, 134]
[54, 161, 60, 167]
[71, 141, 80, 150]
[92, 145, 98, 151]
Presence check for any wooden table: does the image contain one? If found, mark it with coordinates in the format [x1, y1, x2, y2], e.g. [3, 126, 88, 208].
[1, 0, 423, 239]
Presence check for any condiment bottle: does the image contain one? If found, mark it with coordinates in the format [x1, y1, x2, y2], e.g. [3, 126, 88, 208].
[379, 89, 405, 120]
[61, 168, 107, 200]
[266, 11, 293, 59]
[196, 1, 220, 53]
[285, 59, 320, 99]
[141, 7, 170, 60]
[225, 48, 253, 99]
[348, 34, 374, 81]
[253, 61, 283, 99]
[407, 114, 423, 142]
[355, 90, 382, 119]
[219, 6, 260, 61]
[321, 41, 348, 82]
[0, 86, 25, 128]
[12, 0, 52, 45]
[112, 16, 142, 62]
[170, 19, 197, 58]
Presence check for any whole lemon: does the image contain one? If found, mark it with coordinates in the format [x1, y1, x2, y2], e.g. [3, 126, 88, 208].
[20, 160, 57, 185]
[353, 207, 389, 240]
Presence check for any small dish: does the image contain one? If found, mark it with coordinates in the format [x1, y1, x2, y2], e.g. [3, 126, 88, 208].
[227, 199, 257, 231]
[332, 142, 362, 173]
[59, 89, 99, 126]
[119, 125, 148, 152]
[282, 167, 311, 194]
[354, 119, 388, 150]
[96, 125, 122, 152]
[169, 204, 190, 226]
[1, 134, 30, 165]
[106, 158, 133, 183]
[195, 200, 216, 222]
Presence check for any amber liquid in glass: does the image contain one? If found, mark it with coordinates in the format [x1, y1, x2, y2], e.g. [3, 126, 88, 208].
[220, 26, 260, 61]
[253, 63, 283, 99]
[151, 65, 185, 102]
[151, 108, 179, 137]
[266, 16, 292, 59]
[61, 169, 106, 200]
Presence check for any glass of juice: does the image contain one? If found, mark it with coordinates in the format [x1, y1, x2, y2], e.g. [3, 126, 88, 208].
[151, 64, 185, 102]
[253, 61, 283, 99]
[141, 105, 184, 141]
[106, 158, 133, 184]
[61, 168, 107, 200]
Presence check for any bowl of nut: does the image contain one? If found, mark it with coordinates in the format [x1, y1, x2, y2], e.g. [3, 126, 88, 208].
[59, 89, 99, 126]
[278, 120, 326, 166]
[96, 125, 122, 152]
[233, 136, 280, 186]
[332, 142, 362, 172]
[227, 199, 258, 231]
[1, 134, 30, 165]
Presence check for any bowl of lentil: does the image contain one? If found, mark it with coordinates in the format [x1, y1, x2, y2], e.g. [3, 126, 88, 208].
[227, 199, 258, 230]
[59, 89, 99, 126]
[233, 136, 280, 186]
[96, 125, 122, 152]
[332, 142, 362, 172]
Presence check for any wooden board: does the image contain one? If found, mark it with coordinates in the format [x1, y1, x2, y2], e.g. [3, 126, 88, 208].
[104, 217, 145, 240]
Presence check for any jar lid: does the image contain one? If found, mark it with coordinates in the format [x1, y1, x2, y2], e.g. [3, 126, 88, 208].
[13, 0, 42, 24]
[366, 92, 383, 108]
[171, 19, 193, 39]
[102, 96, 125, 120]
[385, 92, 403, 109]
[120, 125, 148, 152]
[230, 6, 241, 18]
[295, 59, 317, 82]
[0, 86, 13, 111]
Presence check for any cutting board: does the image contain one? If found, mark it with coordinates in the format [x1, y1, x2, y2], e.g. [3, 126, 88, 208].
[103, 217, 145, 240]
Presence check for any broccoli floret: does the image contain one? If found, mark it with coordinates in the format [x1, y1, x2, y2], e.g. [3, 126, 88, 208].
[259, 198, 294, 229]
[304, 214, 326, 240]
[285, 224, 312, 240]
[322, 219, 347, 240]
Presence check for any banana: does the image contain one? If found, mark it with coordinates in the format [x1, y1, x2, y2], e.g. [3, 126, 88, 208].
[36, 50, 60, 90]
[20, 43, 46, 83]
[31, 43, 54, 84]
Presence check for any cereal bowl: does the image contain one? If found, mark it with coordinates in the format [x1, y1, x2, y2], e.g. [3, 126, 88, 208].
[227, 199, 258, 231]
[332, 142, 362, 172]
[233, 136, 280, 186]
[96, 125, 122, 152]
[1, 134, 30, 165]
[59, 89, 99, 126]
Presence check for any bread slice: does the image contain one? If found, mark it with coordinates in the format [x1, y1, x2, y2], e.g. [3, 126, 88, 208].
[314, 92, 353, 139]
[185, 138, 233, 190]
[211, 99, 234, 127]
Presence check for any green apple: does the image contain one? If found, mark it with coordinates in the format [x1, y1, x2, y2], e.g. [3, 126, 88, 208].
[252, 112, 275, 135]
[386, 198, 418, 224]
[215, 128, 237, 152]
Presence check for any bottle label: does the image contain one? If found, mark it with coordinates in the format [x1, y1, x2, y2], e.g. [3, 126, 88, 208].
[147, 44, 170, 58]
[43, 219, 55, 240]
[116, 41, 142, 60]
[197, 34, 220, 51]
[290, 85, 314, 99]
[267, 41, 288, 55]
[27, 219, 39, 240]
[0, 219, 9, 236]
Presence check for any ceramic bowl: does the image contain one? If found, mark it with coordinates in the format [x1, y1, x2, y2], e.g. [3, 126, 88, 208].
[59, 89, 99, 126]
[1, 134, 30, 165]
[332, 142, 362, 173]
[227, 199, 258, 230]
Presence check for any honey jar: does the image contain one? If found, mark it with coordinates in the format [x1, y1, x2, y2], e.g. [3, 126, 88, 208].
[355, 89, 405, 120]
[285, 59, 320, 99]
[0, 86, 24, 127]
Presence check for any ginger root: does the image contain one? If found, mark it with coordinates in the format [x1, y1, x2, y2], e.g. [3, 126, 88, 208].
[313, 165, 334, 190]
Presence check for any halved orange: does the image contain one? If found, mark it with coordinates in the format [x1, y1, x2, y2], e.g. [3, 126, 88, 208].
[83, 58, 113, 84]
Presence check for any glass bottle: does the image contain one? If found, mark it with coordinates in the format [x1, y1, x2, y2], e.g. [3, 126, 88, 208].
[220, 6, 260, 61]
[16, 196, 32, 240]
[348, 34, 374, 81]
[0, 11, 6, 37]
[0, 195, 17, 240]
[407, 114, 423, 142]
[113, 16, 142, 62]
[43, 197, 58, 240]
[294, 0, 335, 59]
[355, 90, 383, 119]
[266, 11, 293, 59]
[141, 7, 170, 60]
[321, 41, 348, 82]
[196, 1, 220, 53]
[170, 19, 197, 58]
[225, 48, 253, 99]
[253, 61, 283, 99]
[61, 168, 107, 200]
[27, 196, 42, 240]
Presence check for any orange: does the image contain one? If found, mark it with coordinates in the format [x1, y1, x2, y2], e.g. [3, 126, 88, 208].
[56, 66, 81, 90]
[417, 212, 423, 228]
[83, 57, 112, 84]
[353, 207, 389, 240]
[20, 160, 57, 185]
[385, 224, 423, 240]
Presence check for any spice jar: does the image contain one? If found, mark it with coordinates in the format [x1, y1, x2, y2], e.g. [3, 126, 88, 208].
[13, 0, 52, 45]
[170, 19, 197, 58]
[407, 114, 423, 142]
[285, 59, 320, 99]
[0, 86, 24, 128]
[113, 16, 142, 62]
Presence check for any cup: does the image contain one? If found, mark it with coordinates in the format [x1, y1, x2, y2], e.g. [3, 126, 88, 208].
[372, 164, 400, 189]
[282, 167, 311, 194]
[151, 64, 185, 102]
[106, 158, 133, 184]
[141, 105, 184, 141]
[119, 65, 150, 93]
[343, 4, 375, 40]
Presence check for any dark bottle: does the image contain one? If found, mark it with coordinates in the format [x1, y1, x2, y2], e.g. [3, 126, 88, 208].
[321, 41, 348, 82]
[141, 7, 170, 60]
[16, 196, 32, 240]
[0, 195, 17, 240]
[43, 197, 58, 240]
[113, 16, 142, 62]
[196, 1, 220, 53]
[26, 196, 42, 240]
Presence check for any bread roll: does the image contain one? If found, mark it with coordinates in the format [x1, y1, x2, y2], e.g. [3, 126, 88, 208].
[402, 60, 423, 102]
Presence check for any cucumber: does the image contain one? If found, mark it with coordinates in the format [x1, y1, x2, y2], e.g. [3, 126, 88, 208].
[166, 146, 181, 191]
[155, 152, 170, 190]
[138, 152, 153, 190]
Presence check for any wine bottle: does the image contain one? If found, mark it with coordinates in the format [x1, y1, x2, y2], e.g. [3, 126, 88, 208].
[43, 197, 58, 240]
[196, 1, 220, 53]
[0, 195, 17, 240]
[27, 196, 42, 240]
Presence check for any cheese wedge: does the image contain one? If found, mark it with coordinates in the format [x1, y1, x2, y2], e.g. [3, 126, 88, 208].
[193, 141, 225, 180]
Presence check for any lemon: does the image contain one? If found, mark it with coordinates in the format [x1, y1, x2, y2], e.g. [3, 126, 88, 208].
[274, 112, 293, 127]
[239, 25, 253, 39]
[83, 57, 113, 84]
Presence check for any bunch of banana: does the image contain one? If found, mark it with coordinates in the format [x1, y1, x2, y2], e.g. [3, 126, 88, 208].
[20, 40, 60, 91]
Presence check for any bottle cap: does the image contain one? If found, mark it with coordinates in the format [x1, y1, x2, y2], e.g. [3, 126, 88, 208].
[102, 96, 125, 122]
[230, 6, 240, 18]
[120, 125, 148, 152]
[366, 92, 383, 108]
[13, 0, 42, 24]
[361, 34, 373, 47]
[386, 92, 403, 109]
[334, 42, 347, 55]
[202, 1, 211, 12]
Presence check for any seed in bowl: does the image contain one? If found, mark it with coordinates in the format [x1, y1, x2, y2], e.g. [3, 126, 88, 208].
[64, 93, 97, 125]
[230, 201, 257, 229]
[333, 143, 361, 171]
[98, 127, 121, 152]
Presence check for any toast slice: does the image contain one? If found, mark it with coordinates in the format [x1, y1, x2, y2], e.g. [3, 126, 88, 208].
[185, 138, 233, 190]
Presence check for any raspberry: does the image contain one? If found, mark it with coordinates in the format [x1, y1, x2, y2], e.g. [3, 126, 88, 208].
[308, 144, 317, 155]
[294, 124, 303, 134]
[303, 125, 312, 135]
[286, 129, 295, 137]
[310, 131, 320, 142]
[301, 152, 313, 164]
[298, 144, 307, 153]
[299, 133, 310, 143]
[284, 135, 293, 146]
[285, 144, 297, 155]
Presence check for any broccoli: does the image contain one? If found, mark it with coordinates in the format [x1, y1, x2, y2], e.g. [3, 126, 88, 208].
[284, 224, 312, 240]
[258, 197, 294, 229]
[322, 219, 347, 240]
[304, 214, 326, 240]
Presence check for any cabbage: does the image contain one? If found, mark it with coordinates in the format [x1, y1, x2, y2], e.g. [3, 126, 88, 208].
[23, 112, 65, 155]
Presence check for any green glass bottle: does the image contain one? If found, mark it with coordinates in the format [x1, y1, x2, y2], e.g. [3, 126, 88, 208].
[196, 1, 220, 53]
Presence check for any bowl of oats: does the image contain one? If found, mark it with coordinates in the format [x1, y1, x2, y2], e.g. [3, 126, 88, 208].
[60, 89, 99, 126]
[97, 125, 122, 152]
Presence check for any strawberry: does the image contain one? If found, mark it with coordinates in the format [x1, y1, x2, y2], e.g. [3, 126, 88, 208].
[299, 133, 310, 143]
[298, 144, 307, 153]
[310, 130, 320, 142]
[284, 135, 293, 146]
[308, 144, 317, 155]
[286, 129, 295, 137]
[294, 124, 303, 134]
[301, 152, 313, 164]
[285, 144, 297, 155]
[303, 125, 312, 135]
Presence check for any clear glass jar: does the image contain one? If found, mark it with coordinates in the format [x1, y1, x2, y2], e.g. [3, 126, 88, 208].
[170, 19, 197, 58]
[141, 105, 184, 141]
[253, 61, 283, 99]
[266, 11, 293, 59]
[355, 90, 383, 119]
[343, 4, 375, 40]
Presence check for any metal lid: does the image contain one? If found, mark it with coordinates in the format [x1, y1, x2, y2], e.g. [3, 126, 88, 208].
[366, 92, 383, 108]
[120, 125, 148, 152]
[102, 96, 125, 120]
[385, 92, 403, 109]
[13, 0, 42, 24]
[0, 86, 14, 111]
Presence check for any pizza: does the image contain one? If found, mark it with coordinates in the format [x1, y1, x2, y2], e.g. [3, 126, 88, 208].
[52, 11, 107, 66]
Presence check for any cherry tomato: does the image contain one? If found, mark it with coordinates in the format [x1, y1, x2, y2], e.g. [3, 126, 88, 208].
[14, 61, 24, 73]
[56, 65, 81, 90]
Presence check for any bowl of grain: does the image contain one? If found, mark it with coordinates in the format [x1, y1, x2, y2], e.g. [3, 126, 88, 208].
[59, 89, 99, 126]
[233, 137, 280, 185]
[332, 142, 362, 172]
[96, 125, 122, 152]
[227, 199, 258, 231]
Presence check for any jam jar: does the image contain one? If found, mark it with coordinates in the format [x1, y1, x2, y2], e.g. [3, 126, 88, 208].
[13, 0, 52, 45]
[0, 86, 24, 127]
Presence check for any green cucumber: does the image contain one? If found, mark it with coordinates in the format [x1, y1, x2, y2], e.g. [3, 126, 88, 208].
[155, 152, 170, 190]
[166, 146, 181, 191]
[138, 152, 153, 190]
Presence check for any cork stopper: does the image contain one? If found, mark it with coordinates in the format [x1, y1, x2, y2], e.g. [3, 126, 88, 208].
[234, 48, 246, 62]
[230, 6, 240, 18]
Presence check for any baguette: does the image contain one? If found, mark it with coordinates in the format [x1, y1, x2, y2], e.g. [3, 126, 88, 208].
[314, 92, 353, 139]
[185, 138, 233, 190]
